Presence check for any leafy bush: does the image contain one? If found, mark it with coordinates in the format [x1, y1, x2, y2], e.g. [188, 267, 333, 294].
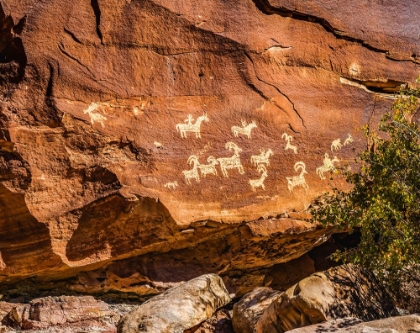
[312, 81, 420, 309]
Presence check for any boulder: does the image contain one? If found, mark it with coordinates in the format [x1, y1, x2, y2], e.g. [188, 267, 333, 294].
[232, 287, 281, 333]
[256, 265, 397, 333]
[118, 274, 231, 333]
[287, 314, 420, 333]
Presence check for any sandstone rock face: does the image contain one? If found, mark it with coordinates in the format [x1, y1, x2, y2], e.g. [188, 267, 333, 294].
[0, 0, 419, 292]
[256, 265, 397, 333]
[0, 296, 127, 332]
[232, 287, 281, 333]
[118, 274, 231, 333]
[287, 315, 420, 333]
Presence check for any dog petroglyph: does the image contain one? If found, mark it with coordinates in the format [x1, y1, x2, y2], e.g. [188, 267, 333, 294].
[331, 138, 343, 151]
[316, 153, 340, 180]
[198, 156, 219, 177]
[286, 161, 309, 192]
[249, 165, 268, 191]
[343, 133, 354, 146]
[251, 149, 274, 167]
[217, 142, 244, 178]
[231, 120, 257, 139]
[176, 114, 209, 138]
[282, 133, 298, 154]
[164, 181, 178, 190]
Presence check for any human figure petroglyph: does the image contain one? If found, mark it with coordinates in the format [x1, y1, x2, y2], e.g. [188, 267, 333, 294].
[316, 153, 340, 180]
[251, 149, 274, 167]
[164, 181, 178, 190]
[182, 155, 201, 185]
[198, 156, 218, 177]
[286, 161, 309, 192]
[331, 138, 343, 151]
[231, 120, 257, 139]
[83, 102, 107, 128]
[176, 114, 209, 138]
[282, 133, 298, 154]
[343, 133, 354, 146]
[217, 142, 245, 177]
[249, 165, 268, 191]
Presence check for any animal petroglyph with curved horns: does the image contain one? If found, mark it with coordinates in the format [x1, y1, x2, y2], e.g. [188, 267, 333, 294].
[343, 134, 354, 146]
[217, 142, 244, 178]
[282, 133, 298, 154]
[176, 114, 209, 138]
[286, 161, 309, 192]
[182, 155, 201, 185]
[231, 120, 257, 139]
[249, 165, 268, 191]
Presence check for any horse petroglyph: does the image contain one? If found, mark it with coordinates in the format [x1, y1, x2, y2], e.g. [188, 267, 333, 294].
[231, 120, 257, 139]
[286, 161, 309, 192]
[198, 156, 218, 177]
[316, 153, 340, 180]
[217, 142, 245, 178]
[282, 133, 298, 154]
[331, 138, 343, 151]
[83, 102, 107, 128]
[251, 149, 274, 167]
[249, 165, 268, 191]
[164, 181, 178, 190]
[182, 155, 201, 185]
[176, 114, 209, 138]
[343, 134, 354, 146]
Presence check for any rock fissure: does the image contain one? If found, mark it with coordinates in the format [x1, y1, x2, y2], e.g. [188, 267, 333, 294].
[251, 0, 418, 64]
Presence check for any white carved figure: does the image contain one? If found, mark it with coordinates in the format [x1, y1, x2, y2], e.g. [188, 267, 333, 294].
[282, 133, 298, 154]
[231, 120, 257, 139]
[164, 181, 178, 190]
[198, 156, 219, 177]
[331, 138, 343, 151]
[83, 102, 107, 128]
[182, 155, 201, 185]
[343, 134, 354, 146]
[217, 142, 245, 177]
[249, 165, 268, 191]
[316, 153, 340, 180]
[154, 141, 163, 149]
[286, 161, 309, 192]
[251, 149, 274, 167]
[176, 114, 209, 138]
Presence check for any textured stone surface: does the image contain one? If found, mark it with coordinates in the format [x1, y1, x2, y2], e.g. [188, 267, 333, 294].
[232, 287, 281, 333]
[0, 0, 419, 292]
[256, 265, 397, 333]
[0, 296, 133, 332]
[287, 315, 420, 333]
[117, 274, 231, 333]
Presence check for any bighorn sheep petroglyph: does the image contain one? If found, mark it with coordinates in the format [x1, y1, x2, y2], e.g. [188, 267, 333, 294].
[282, 133, 298, 154]
[286, 161, 309, 192]
[182, 155, 201, 185]
[249, 165, 268, 191]
[198, 156, 219, 177]
[217, 142, 244, 177]
[343, 133, 354, 146]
